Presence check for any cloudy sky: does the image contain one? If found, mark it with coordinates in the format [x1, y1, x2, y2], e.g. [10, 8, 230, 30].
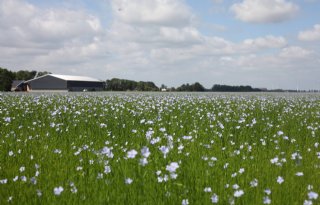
[1, 0, 320, 90]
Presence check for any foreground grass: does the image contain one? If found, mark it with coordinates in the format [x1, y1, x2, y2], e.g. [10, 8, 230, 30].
[0, 93, 319, 204]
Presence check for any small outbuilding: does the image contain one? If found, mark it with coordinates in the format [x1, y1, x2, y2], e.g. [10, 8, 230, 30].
[15, 74, 104, 92]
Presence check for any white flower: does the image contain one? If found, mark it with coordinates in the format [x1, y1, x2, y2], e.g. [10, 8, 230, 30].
[127, 149, 138, 159]
[36, 190, 42, 197]
[54, 186, 64, 196]
[277, 131, 284, 135]
[139, 158, 148, 166]
[35, 164, 40, 169]
[30, 177, 37, 185]
[170, 173, 178, 179]
[296, 172, 304, 176]
[97, 173, 103, 179]
[13, 176, 18, 182]
[157, 176, 163, 183]
[8, 151, 14, 156]
[304, 200, 313, 205]
[54, 149, 62, 154]
[231, 172, 237, 178]
[250, 179, 258, 187]
[0, 179, 8, 184]
[204, 187, 212, 193]
[232, 184, 239, 190]
[159, 146, 170, 158]
[182, 199, 189, 205]
[166, 162, 179, 173]
[178, 144, 184, 150]
[308, 191, 318, 200]
[211, 193, 219, 203]
[21, 176, 27, 182]
[264, 189, 271, 195]
[70, 182, 78, 193]
[125, 178, 133, 184]
[101, 146, 114, 158]
[270, 157, 279, 164]
[19, 166, 25, 173]
[277, 176, 284, 184]
[263, 196, 271, 204]
[7, 196, 13, 202]
[239, 168, 245, 174]
[104, 165, 111, 174]
[182, 136, 192, 140]
[71, 186, 78, 193]
[141, 146, 151, 158]
[100, 123, 107, 128]
[234, 190, 244, 197]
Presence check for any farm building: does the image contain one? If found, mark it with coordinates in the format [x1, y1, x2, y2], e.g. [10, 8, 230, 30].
[14, 74, 104, 92]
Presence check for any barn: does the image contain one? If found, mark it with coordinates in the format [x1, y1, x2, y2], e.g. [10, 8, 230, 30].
[17, 74, 104, 92]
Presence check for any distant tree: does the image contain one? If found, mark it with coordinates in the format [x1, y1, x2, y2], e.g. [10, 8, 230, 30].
[192, 82, 205, 91]
[38, 71, 52, 77]
[169, 87, 176, 92]
[15, 70, 37, 80]
[211, 84, 261, 92]
[176, 82, 206, 92]
[105, 78, 159, 91]
[0, 67, 14, 91]
[160, 84, 167, 90]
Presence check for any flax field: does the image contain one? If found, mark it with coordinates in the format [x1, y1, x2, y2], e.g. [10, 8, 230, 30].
[0, 93, 320, 205]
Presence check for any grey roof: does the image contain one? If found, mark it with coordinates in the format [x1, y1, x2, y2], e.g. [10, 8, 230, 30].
[25, 74, 103, 83]
[11, 80, 24, 87]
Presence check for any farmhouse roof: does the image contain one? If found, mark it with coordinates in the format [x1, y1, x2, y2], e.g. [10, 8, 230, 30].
[11, 80, 24, 87]
[25, 74, 103, 83]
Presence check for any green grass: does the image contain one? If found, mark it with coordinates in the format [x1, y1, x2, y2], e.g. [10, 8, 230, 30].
[0, 93, 319, 204]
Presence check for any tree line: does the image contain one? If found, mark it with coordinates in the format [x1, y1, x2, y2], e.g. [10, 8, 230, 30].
[105, 80, 262, 92]
[105, 78, 159, 91]
[211, 84, 262, 92]
[1, 67, 263, 92]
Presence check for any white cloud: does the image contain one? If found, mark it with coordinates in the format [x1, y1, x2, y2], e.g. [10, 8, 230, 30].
[158, 27, 202, 44]
[230, 0, 299, 23]
[298, 24, 320, 41]
[279, 46, 312, 58]
[111, 0, 194, 27]
[0, 0, 102, 47]
[28, 10, 101, 42]
[0, 0, 104, 72]
[241, 35, 287, 50]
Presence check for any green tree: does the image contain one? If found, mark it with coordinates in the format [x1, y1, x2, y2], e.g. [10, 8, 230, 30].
[211, 84, 261, 92]
[0, 67, 14, 91]
[176, 82, 206, 92]
[105, 78, 159, 91]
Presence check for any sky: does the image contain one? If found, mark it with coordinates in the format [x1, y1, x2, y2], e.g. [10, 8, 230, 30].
[0, 0, 320, 90]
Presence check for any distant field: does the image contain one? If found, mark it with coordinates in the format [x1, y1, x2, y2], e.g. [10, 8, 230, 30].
[0, 92, 319, 204]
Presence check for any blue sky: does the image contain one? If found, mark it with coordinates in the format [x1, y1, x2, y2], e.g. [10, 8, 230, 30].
[1, 0, 320, 90]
